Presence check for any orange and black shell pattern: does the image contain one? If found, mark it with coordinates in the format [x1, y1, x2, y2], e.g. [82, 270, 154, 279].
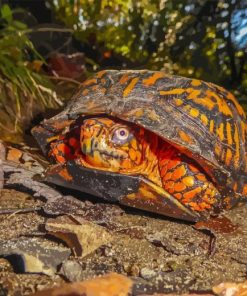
[32, 70, 247, 222]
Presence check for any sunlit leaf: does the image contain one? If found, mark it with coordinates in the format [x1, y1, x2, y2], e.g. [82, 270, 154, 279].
[1, 4, 12, 22]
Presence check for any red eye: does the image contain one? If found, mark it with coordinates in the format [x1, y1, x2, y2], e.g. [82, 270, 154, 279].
[112, 127, 131, 144]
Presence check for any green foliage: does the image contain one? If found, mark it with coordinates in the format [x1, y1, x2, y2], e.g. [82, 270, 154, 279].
[0, 1, 246, 141]
[52, 0, 247, 113]
[0, 5, 61, 139]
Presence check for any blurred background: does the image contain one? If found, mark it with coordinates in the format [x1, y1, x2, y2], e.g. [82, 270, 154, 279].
[0, 0, 246, 143]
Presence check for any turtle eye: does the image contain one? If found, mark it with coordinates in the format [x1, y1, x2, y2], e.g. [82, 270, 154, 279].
[111, 127, 131, 145]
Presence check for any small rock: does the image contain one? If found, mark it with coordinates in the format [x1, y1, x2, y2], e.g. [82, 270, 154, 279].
[0, 237, 71, 276]
[59, 260, 83, 282]
[140, 267, 157, 280]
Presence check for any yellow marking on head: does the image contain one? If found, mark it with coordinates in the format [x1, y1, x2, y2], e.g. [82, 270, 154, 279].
[131, 138, 138, 150]
[93, 150, 103, 165]
[226, 122, 233, 145]
[143, 72, 165, 86]
[200, 114, 208, 126]
[94, 118, 113, 127]
[121, 159, 133, 169]
[129, 148, 137, 161]
[135, 151, 142, 163]
[190, 108, 200, 118]
[209, 120, 214, 133]
[191, 80, 202, 87]
[216, 123, 225, 141]
[123, 77, 139, 97]
[225, 148, 233, 166]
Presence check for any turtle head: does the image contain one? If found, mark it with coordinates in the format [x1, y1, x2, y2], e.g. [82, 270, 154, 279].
[80, 117, 144, 172]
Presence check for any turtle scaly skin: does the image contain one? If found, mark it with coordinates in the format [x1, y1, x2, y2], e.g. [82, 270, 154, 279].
[32, 70, 247, 221]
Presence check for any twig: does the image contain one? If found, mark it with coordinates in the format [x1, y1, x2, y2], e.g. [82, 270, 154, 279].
[24, 27, 74, 34]
[44, 75, 82, 85]
[0, 207, 42, 215]
[37, 84, 64, 106]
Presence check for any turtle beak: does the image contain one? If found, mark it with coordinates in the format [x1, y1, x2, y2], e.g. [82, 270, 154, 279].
[81, 138, 93, 156]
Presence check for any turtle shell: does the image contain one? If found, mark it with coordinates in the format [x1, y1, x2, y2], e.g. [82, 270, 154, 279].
[32, 70, 247, 219]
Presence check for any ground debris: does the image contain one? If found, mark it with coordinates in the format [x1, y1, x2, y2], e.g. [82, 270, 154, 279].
[1, 146, 247, 294]
[43, 194, 124, 225]
[0, 237, 71, 276]
[31, 272, 133, 296]
[45, 215, 112, 257]
[59, 260, 84, 282]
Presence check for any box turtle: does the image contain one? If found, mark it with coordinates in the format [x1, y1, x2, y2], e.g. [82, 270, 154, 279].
[32, 70, 247, 222]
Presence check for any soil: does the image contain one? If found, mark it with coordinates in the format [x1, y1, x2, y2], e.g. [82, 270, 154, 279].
[1, 184, 247, 295]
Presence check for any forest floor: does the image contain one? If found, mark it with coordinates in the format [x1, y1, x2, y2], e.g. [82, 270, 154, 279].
[0, 145, 247, 295]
